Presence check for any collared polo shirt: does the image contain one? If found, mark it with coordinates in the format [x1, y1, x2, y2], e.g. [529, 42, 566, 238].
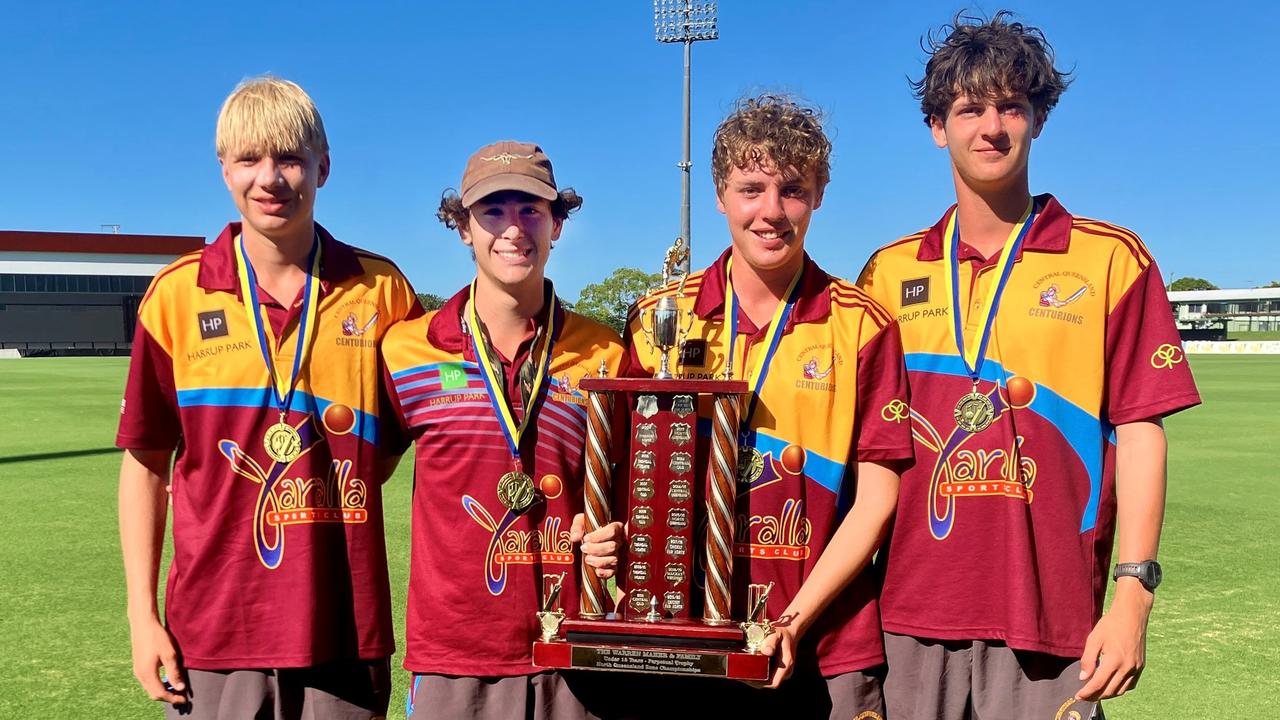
[626, 249, 913, 676]
[381, 285, 625, 677]
[858, 194, 1201, 657]
[116, 222, 421, 669]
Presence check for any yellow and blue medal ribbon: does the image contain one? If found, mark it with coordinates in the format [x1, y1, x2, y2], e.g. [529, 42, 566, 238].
[235, 233, 322, 463]
[723, 255, 804, 482]
[466, 280, 558, 512]
[941, 199, 1036, 432]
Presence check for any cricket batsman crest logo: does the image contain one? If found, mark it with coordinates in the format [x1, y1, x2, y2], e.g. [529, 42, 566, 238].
[1038, 284, 1088, 308]
[342, 311, 378, 336]
[462, 474, 574, 596]
[218, 410, 369, 569]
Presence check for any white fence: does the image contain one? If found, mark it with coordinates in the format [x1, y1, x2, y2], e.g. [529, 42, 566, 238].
[1184, 341, 1280, 355]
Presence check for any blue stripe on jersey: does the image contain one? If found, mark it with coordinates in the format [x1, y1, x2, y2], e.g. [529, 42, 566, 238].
[175, 387, 379, 445]
[904, 351, 1107, 532]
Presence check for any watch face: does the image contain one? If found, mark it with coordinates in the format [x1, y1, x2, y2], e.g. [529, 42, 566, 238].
[1147, 562, 1163, 589]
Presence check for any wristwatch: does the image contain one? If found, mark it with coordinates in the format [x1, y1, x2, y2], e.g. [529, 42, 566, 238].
[1113, 560, 1162, 592]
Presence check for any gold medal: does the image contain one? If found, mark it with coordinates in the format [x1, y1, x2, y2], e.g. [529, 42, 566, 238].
[496, 471, 536, 512]
[263, 421, 302, 463]
[953, 391, 995, 433]
[737, 446, 764, 484]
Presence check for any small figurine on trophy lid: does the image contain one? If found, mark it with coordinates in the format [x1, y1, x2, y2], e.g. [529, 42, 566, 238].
[661, 236, 690, 294]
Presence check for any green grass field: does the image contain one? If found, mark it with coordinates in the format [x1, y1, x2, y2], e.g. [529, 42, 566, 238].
[0, 356, 1276, 718]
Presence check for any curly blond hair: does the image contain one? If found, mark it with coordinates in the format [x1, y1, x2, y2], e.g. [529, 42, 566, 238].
[711, 94, 831, 193]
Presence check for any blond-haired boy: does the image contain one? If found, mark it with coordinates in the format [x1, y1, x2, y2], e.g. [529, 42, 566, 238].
[117, 76, 420, 718]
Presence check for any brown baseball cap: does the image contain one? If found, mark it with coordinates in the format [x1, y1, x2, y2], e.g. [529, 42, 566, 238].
[459, 141, 559, 207]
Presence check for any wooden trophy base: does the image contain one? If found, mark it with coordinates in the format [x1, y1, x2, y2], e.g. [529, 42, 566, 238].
[532, 618, 770, 681]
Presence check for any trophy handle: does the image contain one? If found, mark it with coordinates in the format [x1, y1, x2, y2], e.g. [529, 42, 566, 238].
[639, 307, 658, 351]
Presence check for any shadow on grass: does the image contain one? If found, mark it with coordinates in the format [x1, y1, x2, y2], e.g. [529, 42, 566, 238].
[0, 447, 120, 464]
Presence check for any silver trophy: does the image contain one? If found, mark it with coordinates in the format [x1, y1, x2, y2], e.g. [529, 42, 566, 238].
[640, 295, 691, 379]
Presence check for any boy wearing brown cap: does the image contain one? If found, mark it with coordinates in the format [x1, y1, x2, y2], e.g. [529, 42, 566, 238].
[381, 141, 625, 719]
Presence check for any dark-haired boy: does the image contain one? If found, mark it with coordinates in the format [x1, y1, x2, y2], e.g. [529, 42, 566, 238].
[857, 12, 1200, 719]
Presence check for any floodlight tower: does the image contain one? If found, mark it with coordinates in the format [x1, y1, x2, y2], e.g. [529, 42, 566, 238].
[654, 0, 718, 275]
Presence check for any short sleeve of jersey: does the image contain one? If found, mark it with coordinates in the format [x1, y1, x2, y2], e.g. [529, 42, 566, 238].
[1104, 260, 1201, 425]
[390, 271, 426, 323]
[379, 362, 412, 457]
[116, 292, 180, 450]
[854, 318, 913, 462]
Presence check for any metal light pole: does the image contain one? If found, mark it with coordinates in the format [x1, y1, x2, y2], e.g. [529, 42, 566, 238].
[654, 0, 717, 275]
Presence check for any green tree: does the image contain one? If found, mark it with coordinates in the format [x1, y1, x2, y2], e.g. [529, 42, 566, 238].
[574, 268, 661, 333]
[1168, 277, 1218, 292]
[416, 292, 447, 311]
[1261, 281, 1280, 289]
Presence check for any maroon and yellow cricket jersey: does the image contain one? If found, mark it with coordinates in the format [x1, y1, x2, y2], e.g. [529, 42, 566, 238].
[382, 286, 625, 677]
[626, 250, 913, 676]
[858, 194, 1201, 657]
[116, 223, 420, 670]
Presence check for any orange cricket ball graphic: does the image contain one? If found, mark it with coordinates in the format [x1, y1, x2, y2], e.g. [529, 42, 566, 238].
[322, 403, 356, 435]
[539, 474, 564, 500]
[1006, 376, 1035, 409]
[779, 444, 807, 476]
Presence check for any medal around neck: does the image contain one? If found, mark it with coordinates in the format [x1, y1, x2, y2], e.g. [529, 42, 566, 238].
[235, 234, 321, 465]
[264, 416, 303, 463]
[941, 199, 1037, 434]
[466, 281, 559, 515]
[953, 390, 995, 433]
[497, 471, 537, 512]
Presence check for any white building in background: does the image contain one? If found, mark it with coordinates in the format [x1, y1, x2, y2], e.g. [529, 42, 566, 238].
[1, 229, 204, 355]
[1168, 288, 1280, 337]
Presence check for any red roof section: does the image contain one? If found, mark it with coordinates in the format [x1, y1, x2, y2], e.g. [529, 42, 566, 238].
[0, 230, 205, 256]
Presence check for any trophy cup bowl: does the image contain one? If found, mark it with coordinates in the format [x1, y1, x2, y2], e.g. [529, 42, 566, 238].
[648, 296, 680, 379]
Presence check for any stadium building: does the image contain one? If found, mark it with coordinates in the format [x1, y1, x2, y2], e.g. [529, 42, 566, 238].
[0, 230, 205, 356]
[1169, 288, 1280, 341]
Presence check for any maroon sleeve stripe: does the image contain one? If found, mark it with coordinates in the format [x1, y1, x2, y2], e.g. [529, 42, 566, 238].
[634, 278, 703, 311]
[1072, 221, 1152, 267]
[831, 282, 893, 326]
[832, 297, 891, 329]
[141, 253, 202, 305]
[877, 231, 928, 253]
[1088, 220, 1153, 264]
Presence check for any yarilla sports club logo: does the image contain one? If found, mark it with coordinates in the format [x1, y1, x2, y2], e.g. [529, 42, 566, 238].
[461, 474, 574, 596]
[217, 405, 369, 569]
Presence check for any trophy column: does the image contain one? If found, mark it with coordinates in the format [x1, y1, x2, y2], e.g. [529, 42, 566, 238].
[578, 384, 615, 619]
[702, 392, 740, 624]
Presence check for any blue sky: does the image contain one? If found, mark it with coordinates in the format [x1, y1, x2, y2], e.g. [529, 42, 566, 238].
[2, 1, 1277, 295]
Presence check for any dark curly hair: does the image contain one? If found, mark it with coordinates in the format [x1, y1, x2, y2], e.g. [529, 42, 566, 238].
[436, 188, 584, 231]
[711, 94, 832, 193]
[912, 10, 1072, 125]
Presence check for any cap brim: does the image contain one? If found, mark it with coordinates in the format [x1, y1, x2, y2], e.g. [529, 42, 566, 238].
[461, 174, 558, 207]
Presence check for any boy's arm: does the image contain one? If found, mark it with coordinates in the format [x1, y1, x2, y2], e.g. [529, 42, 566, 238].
[760, 459, 901, 688]
[118, 448, 185, 704]
[1077, 418, 1166, 702]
